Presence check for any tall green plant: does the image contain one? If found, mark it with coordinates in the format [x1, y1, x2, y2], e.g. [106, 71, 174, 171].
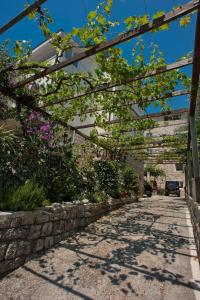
[94, 160, 119, 198]
[122, 167, 139, 194]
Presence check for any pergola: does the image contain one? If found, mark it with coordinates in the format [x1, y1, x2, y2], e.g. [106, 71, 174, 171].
[0, 0, 199, 201]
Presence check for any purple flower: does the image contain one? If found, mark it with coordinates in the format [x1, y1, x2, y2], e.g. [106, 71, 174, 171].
[40, 124, 51, 132]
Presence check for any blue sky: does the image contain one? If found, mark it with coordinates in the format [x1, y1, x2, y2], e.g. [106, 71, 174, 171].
[0, 0, 197, 112]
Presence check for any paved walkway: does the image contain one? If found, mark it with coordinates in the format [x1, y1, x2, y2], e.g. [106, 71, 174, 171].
[1, 196, 200, 300]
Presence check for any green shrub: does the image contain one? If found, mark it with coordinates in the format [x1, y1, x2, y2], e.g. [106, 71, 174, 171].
[123, 167, 139, 194]
[92, 191, 107, 203]
[0, 127, 82, 204]
[42, 199, 51, 207]
[94, 160, 119, 198]
[0, 180, 47, 211]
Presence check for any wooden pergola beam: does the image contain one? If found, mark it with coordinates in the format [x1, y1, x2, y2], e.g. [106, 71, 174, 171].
[74, 108, 188, 130]
[40, 58, 192, 108]
[0, 0, 47, 35]
[102, 134, 188, 143]
[98, 122, 188, 136]
[190, 9, 200, 115]
[119, 144, 187, 150]
[13, 0, 199, 89]
[143, 161, 185, 164]
[76, 89, 190, 116]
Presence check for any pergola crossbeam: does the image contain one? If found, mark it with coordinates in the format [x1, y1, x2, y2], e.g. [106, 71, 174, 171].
[40, 58, 192, 108]
[74, 108, 188, 130]
[13, 0, 199, 89]
[98, 122, 188, 136]
[0, 0, 47, 35]
[77, 89, 190, 116]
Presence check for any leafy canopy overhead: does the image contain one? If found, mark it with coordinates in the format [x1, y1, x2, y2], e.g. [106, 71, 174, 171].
[0, 0, 192, 162]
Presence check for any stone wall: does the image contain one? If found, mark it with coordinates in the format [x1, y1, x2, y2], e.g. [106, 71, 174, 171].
[0, 197, 136, 276]
[186, 196, 200, 262]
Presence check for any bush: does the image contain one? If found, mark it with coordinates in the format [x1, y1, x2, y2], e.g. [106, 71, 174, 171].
[0, 180, 47, 211]
[0, 127, 82, 203]
[92, 191, 107, 203]
[122, 167, 139, 194]
[94, 160, 119, 198]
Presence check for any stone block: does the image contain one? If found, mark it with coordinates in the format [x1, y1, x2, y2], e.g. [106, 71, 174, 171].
[79, 218, 86, 227]
[52, 213, 60, 221]
[13, 256, 26, 270]
[61, 232, 70, 240]
[17, 241, 31, 256]
[33, 239, 44, 252]
[53, 221, 61, 235]
[5, 242, 18, 260]
[0, 243, 7, 261]
[85, 211, 92, 218]
[70, 207, 77, 219]
[36, 212, 50, 224]
[77, 205, 85, 218]
[52, 203, 62, 209]
[41, 222, 53, 236]
[3, 227, 29, 241]
[53, 221, 65, 235]
[65, 221, 72, 232]
[0, 214, 11, 229]
[0, 229, 5, 240]
[54, 234, 61, 244]
[0, 260, 13, 274]
[28, 224, 42, 239]
[44, 236, 54, 249]
[21, 212, 36, 225]
[10, 217, 22, 228]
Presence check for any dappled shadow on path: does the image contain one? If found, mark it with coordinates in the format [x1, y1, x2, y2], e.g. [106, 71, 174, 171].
[12, 197, 200, 299]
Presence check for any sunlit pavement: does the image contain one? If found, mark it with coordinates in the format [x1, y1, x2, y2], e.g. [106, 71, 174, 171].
[1, 196, 200, 300]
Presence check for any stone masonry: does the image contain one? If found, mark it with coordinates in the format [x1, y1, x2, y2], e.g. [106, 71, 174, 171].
[187, 196, 200, 262]
[0, 197, 137, 276]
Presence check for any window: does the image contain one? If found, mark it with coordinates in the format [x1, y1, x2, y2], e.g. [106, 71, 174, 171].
[146, 132, 153, 137]
[176, 163, 183, 171]
[65, 50, 79, 68]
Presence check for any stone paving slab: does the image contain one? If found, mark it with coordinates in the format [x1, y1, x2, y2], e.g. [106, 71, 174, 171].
[0, 196, 200, 300]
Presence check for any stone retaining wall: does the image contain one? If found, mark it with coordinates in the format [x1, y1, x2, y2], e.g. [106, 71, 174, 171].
[186, 196, 200, 262]
[0, 197, 136, 275]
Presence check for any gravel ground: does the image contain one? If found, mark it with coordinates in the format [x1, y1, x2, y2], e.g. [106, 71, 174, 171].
[0, 196, 200, 300]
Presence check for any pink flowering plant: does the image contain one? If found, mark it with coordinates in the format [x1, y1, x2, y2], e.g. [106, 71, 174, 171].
[24, 111, 53, 144]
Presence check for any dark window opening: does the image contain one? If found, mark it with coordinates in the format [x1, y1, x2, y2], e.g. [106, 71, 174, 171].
[176, 163, 183, 171]
[164, 114, 181, 121]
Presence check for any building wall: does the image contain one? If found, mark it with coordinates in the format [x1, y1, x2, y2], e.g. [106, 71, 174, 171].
[145, 113, 187, 191]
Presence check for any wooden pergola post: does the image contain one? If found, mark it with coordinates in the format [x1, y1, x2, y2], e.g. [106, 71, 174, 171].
[188, 7, 200, 202]
[190, 116, 200, 202]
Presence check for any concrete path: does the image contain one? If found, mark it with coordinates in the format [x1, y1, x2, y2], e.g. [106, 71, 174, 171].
[0, 196, 200, 300]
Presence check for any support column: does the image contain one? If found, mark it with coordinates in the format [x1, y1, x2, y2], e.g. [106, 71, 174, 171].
[190, 115, 200, 202]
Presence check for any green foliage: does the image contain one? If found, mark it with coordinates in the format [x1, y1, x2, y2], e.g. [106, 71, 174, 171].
[0, 1, 194, 204]
[122, 167, 139, 194]
[94, 160, 119, 198]
[180, 16, 191, 28]
[92, 191, 107, 203]
[0, 126, 82, 204]
[0, 180, 46, 211]
[144, 165, 166, 178]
